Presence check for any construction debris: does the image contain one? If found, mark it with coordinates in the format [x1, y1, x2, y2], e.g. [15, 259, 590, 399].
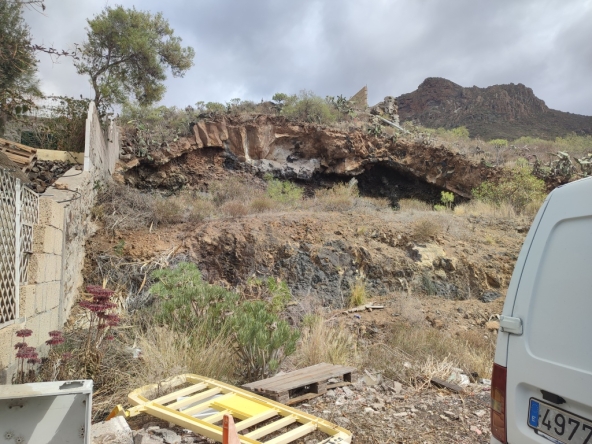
[108, 374, 352, 444]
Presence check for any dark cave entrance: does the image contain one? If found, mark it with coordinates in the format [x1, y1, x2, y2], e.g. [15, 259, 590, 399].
[313, 163, 457, 207]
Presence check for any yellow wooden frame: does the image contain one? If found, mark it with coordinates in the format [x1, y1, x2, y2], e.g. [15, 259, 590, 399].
[108, 374, 351, 444]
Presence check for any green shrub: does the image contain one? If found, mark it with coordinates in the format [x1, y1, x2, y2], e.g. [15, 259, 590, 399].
[150, 263, 239, 338]
[149, 263, 299, 381]
[440, 191, 454, 209]
[473, 159, 546, 214]
[450, 126, 470, 138]
[231, 300, 299, 380]
[266, 178, 303, 205]
[281, 90, 339, 124]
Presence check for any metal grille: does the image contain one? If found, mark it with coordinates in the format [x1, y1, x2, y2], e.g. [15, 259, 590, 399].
[0, 168, 39, 325]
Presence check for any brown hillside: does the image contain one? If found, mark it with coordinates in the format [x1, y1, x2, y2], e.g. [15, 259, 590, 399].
[397, 77, 592, 140]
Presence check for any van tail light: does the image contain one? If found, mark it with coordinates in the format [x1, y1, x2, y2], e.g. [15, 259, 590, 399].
[491, 363, 507, 443]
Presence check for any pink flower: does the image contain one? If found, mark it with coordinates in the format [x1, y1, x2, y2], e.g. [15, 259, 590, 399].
[48, 330, 63, 338]
[16, 329, 33, 338]
[14, 342, 27, 350]
[105, 335, 115, 341]
[46, 336, 65, 346]
[16, 346, 37, 360]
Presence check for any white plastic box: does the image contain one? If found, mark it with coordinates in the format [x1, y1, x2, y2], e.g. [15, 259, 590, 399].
[0, 380, 92, 444]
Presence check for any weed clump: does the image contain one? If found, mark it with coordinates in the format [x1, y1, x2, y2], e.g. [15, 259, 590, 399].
[412, 218, 441, 242]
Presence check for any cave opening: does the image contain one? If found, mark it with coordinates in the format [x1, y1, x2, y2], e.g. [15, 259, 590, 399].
[313, 164, 458, 207]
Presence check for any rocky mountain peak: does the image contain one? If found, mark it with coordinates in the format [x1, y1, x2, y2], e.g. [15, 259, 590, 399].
[397, 78, 592, 140]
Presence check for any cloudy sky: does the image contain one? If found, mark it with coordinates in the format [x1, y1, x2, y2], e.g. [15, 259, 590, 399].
[24, 0, 592, 115]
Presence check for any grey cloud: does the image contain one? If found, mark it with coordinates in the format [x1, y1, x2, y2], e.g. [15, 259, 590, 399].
[24, 0, 592, 115]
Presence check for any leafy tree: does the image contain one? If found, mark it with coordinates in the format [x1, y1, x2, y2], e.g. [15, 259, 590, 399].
[75, 6, 195, 116]
[0, 0, 41, 135]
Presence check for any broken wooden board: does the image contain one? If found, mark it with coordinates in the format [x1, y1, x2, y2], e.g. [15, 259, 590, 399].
[243, 363, 356, 405]
[431, 377, 464, 393]
[343, 303, 385, 314]
[108, 374, 352, 444]
[0, 137, 37, 172]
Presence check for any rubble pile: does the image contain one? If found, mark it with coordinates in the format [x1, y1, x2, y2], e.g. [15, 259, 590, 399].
[299, 377, 493, 443]
[27, 160, 77, 193]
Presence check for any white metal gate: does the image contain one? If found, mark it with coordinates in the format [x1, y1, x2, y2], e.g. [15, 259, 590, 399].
[0, 167, 38, 325]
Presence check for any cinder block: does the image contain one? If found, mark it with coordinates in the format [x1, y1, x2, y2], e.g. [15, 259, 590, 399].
[0, 325, 18, 368]
[32, 225, 63, 255]
[38, 197, 64, 230]
[39, 282, 62, 311]
[28, 253, 49, 284]
[36, 310, 57, 342]
[53, 229, 63, 255]
[19, 284, 36, 317]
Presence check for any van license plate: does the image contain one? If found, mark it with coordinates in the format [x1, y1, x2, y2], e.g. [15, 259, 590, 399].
[529, 398, 592, 444]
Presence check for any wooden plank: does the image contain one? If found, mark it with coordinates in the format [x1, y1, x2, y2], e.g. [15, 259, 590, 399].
[430, 377, 464, 393]
[153, 382, 208, 406]
[244, 416, 297, 440]
[244, 364, 331, 389]
[269, 368, 355, 392]
[166, 387, 220, 410]
[264, 422, 316, 444]
[234, 410, 279, 432]
[0, 137, 38, 154]
[244, 364, 356, 393]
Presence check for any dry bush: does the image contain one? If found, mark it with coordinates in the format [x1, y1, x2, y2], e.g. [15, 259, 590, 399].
[293, 317, 357, 368]
[250, 195, 278, 213]
[454, 200, 517, 219]
[221, 200, 250, 218]
[364, 321, 495, 389]
[412, 218, 442, 242]
[153, 198, 182, 225]
[184, 197, 216, 222]
[349, 279, 367, 308]
[136, 326, 236, 385]
[314, 182, 358, 212]
[95, 182, 157, 232]
[398, 199, 433, 212]
[210, 176, 259, 205]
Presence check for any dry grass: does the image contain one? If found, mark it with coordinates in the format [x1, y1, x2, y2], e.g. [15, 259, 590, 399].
[221, 200, 250, 218]
[292, 317, 357, 368]
[136, 326, 236, 384]
[398, 198, 433, 212]
[412, 218, 442, 242]
[348, 279, 368, 308]
[313, 182, 358, 212]
[249, 195, 278, 213]
[365, 321, 495, 389]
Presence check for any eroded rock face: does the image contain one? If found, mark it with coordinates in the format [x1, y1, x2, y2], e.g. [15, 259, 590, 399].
[123, 115, 498, 198]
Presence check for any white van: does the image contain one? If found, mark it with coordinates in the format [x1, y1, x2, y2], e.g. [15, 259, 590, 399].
[491, 176, 592, 444]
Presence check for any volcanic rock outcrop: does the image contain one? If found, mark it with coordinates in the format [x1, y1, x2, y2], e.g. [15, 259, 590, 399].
[121, 115, 498, 199]
[397, 77, 592, 140]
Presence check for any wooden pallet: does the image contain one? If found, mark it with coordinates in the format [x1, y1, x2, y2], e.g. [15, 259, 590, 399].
[0, 138, 37, 172]
[243, 363, 356, 405]
[108, 374, 352, 444]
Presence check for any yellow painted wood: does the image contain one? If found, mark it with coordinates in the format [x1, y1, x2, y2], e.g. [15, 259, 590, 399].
[111, 374, 352, 444]
[264, 423, 317, 444]
[244, 416, 297, 440]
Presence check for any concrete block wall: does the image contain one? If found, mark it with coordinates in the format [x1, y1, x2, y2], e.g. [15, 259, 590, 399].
[0, 197, 65, 383]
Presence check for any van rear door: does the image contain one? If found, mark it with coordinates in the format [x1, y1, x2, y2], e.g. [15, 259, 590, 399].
[505, 177, 592, 443]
